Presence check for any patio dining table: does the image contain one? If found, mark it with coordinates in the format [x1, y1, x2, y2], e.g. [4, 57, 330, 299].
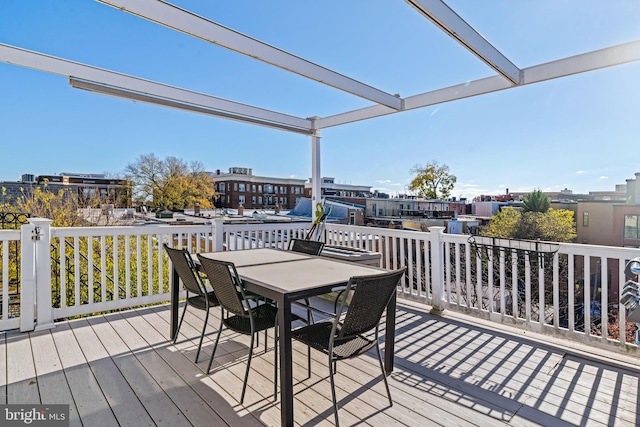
[169, 247, 397, 427]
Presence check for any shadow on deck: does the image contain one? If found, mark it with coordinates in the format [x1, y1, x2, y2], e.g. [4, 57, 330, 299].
[1, 301, 639, 426]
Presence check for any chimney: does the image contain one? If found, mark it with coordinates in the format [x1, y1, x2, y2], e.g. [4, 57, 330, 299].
[635, 172, 640, 204]
[627, 178, 636, 204]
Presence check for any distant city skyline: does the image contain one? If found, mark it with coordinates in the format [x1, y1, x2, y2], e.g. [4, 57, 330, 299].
[1, 1, 639, 200]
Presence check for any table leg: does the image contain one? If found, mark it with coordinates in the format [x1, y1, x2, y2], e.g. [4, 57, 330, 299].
[278, 297, 294, 426]
[384, 292, 396, 375]
[170, 267, 179, 340]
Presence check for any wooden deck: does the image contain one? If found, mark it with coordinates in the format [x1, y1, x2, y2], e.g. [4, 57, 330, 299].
[1, 300, 639, 426]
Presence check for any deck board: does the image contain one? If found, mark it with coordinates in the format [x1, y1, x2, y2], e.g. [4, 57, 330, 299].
[29, 330, 82, 427]
[51, 322, 119, 427]
[6, 332, 40, 404]
[2, 301, 639, 426]
[69, 318, 155, 427]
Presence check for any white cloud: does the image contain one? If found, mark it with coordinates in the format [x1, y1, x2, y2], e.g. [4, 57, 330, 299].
[599, 175, 608, 180]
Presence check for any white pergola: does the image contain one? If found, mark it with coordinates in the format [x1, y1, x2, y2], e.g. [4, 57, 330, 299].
[1, 0, 639, 218]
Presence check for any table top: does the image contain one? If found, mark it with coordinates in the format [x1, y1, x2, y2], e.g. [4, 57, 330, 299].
[200, 248, 384, 297]
[198, 247, 310, 267]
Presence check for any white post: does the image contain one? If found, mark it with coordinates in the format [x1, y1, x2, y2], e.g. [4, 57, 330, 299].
[311, 130, 321, 223]
[428, 226, 446, 315]
[32, 218, 54, 330]
[212, 218, 225, 252]
[20, 222, 37, 332]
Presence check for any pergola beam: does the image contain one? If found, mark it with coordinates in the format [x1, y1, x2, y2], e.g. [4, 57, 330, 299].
[69, 78, 314, 134]
[405, 0, 521, 85]
[314, 40, 640, 129]
[0, 43, 313, 132]
[97, 0, 404, 111]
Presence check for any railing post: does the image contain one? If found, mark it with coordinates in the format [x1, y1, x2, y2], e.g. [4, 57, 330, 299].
[20, 218, 55, 332]
[428, 226, 446, 315]
[32, 218, 54, 331]
[19, 221, 37, 331]
[212, 218, 224, 252]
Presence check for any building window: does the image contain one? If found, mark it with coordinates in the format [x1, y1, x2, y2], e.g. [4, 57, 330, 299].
[239, 195, 245, 205]
[252, 196, 256, 204]
[252, 184, 256, 193]
[583, 211, 589, 227]
[239, 183, 245, 192]
[624, 214, 639, 240]
[258, 185, 262, 193]
[234, 183, 238, 191]
[258, 196, 263, 204]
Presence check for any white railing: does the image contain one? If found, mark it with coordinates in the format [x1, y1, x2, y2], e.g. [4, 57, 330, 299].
[5, 218, 640, 354]
[221, 222, 311, 251]
[437, 233, 640, 351]
[49, 223, 215, 321]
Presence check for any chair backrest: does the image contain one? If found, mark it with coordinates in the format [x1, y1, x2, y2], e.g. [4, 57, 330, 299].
[289, 238, 324, 256]
[337, 267, 407, 338]
[164, 244, 206, 296]
[197, 255, 248, 317]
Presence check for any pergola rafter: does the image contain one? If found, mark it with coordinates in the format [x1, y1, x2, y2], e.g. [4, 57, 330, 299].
[316, 40, 640, 129]
[0, 44, 313, 133]
[97, 0, 404, 111]
[405, 0, 522, 85]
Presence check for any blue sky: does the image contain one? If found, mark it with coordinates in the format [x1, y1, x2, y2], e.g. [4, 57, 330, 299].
[1, 0, 639, 200]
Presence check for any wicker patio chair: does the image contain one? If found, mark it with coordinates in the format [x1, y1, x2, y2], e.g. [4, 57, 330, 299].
[164, 244, 219, 363]
[288, 238, 326, 375]
[288, 238, 325, 319]
[291, 267, 407, 427]
[197, 254, 279, 404]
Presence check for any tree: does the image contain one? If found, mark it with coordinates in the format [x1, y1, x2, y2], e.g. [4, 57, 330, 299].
[408, 161, 457, 199]
[481, 207, 576, 243]
[12, 183, 86, 227]
[480, 207, 520, 239]
[521, 189, 550, 213]
[124, 154, 217, 210]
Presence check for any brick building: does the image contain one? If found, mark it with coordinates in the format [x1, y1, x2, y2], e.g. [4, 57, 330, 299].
[209, 167, 306, 210]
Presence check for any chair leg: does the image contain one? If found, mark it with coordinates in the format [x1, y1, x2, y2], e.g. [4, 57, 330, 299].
[328, 354, 340, 427]
[206, 318, 224, 374]
[240, 332, 256, 404]
[194, 309, 210, 363]
[304, 298, 315, 324]
[375, 342, 393, 407]
[173, 302, 188, 343]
